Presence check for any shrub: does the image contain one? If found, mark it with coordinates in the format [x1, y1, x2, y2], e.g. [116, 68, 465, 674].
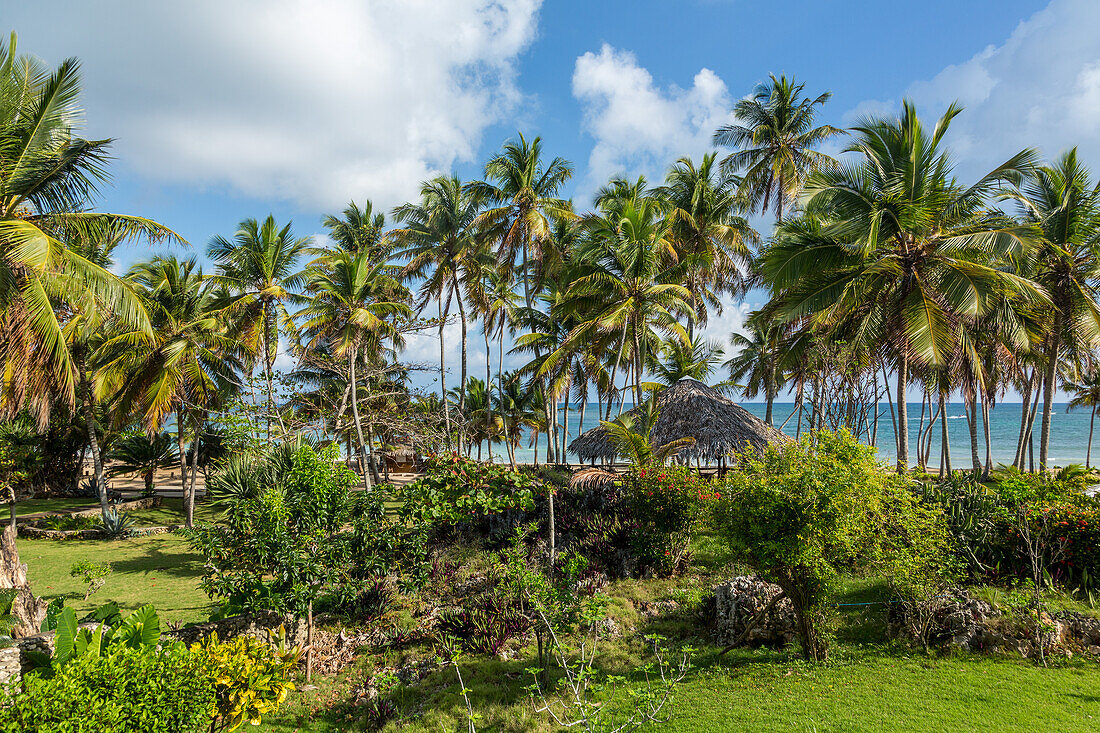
[0, 644, 215, 733]
[1047, 502, 1100, 593]
[715, 430, 946, 661]
[195, 631, 302, 733]
[620, 463, 712, 575]
[35, 514, 99, 531]
[100, 508, 135, 539]
[396, 453, 537, 542]
[69, 560, 112, 600]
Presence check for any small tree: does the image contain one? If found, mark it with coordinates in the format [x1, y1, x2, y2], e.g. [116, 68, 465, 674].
[715, 431, 921, 661]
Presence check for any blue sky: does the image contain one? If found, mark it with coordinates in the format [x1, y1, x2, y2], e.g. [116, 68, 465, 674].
[4, 0, 1097, 397]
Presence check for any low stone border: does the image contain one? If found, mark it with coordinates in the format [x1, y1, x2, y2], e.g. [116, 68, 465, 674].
[18, 523, 185, 541]
[67, 496, 162, 518]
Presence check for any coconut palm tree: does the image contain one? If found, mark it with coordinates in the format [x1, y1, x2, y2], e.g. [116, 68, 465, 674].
[393, 175, 484, 452]
[654, 154, 758, 337]
[0, 33, 180, 426]
[1003, 149, 1100, 470]
[759, 102, 1045, 470]
[652, 336, 725, 386]
[724, 315, 786, 426]
[469, 134, 574, 310]
[97, 256, 243, 527]
[106, 432, 176, 495]
[713, 74, 844, 223]
[207, 216, 310, 439]
[322, 200, 389, 258]
[563, 199, 692, 411]
[1067, 364, 1100, 468]
[298, 249, 411, 489]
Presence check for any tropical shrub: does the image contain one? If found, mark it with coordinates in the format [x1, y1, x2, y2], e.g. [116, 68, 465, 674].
[715, 430, 946, 661]
[0, 644, 215, 733]
[34, 513, 100, 531]
[69, 560, 112, 600]
[620, 463, 713, 575]
[195, 631, 301, 733]
[1046, 502, 1100, 593]
[396, 453, 538, 542]
[99, 508, 135, 539]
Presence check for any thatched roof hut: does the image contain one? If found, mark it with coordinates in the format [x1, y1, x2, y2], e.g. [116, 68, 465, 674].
[568, 377, 788, 463]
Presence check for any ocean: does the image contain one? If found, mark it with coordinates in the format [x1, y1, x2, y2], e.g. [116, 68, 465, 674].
[496, 402, 1098, 468]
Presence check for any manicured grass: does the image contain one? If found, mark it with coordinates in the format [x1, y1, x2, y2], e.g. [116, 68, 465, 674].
[122, 497, 221, 526]
[17, 532, 212, 623]
[12, 497, 98, 517]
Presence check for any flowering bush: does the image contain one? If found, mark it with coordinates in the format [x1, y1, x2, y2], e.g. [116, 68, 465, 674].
[620, 463, 713, 575]
[397, 453, 538, 539]
[1046, 502, 1100, 591]
[195, 631, 302, 733]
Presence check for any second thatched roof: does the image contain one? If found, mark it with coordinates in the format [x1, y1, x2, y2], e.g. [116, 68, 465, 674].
[569, 377, 789, 463]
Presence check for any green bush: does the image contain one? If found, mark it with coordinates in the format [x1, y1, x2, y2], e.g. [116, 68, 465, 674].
[715, 430, 949, 661]
[620, 463, 713, 574]
[0, 644, 214, 733]
[195, 631, 301, 733]
[396, 453, 537, 539]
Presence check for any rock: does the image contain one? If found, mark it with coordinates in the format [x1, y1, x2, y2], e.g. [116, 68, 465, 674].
[638, 599, 679, 619]
[713, 576, 796, 648]
[594, 617, 620, 639]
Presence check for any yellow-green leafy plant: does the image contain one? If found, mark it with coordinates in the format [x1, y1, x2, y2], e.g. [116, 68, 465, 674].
[195, 630, 302, 732]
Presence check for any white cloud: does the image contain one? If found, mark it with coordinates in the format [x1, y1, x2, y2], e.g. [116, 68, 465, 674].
[849, 0, 1100, 175]
[571, 44, 734, 199]
[7, 0, 542, 209]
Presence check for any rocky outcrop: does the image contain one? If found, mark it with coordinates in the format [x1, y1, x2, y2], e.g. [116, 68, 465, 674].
[714, 576, 796, 648]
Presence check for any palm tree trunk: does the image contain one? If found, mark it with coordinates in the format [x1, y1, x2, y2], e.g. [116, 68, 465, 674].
[939, 391, 952, 479]
[187, 413, 202, 525]
[455, 278, 468, 456]
[485, 327, 494, 461]
[438, 297, 452, 448]
[1040, 323, 1062, 471]
[966, 391, 981, 475]
[1025, 380, 1042, 471]
[1088, 404, 1096, 469]
[79, 368, 110, 520]
[981, 389, 993, 479]
[607, 331, 628, 420]
[765, 360, 776, 427]
[349, 349, 372, 491]
[896, 351, 909, 472]
[916, 394, 928, 472]
[1014, 370, 1034, 470]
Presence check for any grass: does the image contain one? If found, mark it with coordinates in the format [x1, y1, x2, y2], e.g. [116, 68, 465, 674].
[121, 497, 221, 526]
[17, 532, 212, 623]
[12, 497, 98, 517]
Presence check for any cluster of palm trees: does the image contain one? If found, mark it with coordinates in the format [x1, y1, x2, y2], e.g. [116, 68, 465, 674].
[6, 30, 1100, 533]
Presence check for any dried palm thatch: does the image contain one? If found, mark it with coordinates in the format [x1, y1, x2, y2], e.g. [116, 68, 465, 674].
[568, 466, 619, 491]
[569, 377, 789, 463]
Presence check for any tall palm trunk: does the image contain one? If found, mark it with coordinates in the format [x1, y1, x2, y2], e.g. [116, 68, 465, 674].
[981, 388, 993, 479]
[1088, 404, 1096, 469]
[765, 359, 776, 427]
[455, 278, 468, 456]
[79, 363, 110, 520]
[939, 391, 952, 478]
[186, 412, 202, 527]
[966, 391, 982, 475]
[349, 349, 372, 491]
[1014, 370, 1034, 469]
[437, 298, 452, 448]
[484, 328, 493, 461]
[1040, 319, 1062, 471]
[607, 331, 628, 420]
[896, 351, 909, 472]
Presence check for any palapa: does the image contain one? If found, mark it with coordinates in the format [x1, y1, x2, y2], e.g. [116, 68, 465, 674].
[569, 377, 788, 463]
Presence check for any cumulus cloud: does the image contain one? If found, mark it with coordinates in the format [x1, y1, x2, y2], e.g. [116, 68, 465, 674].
[571, 44, 734, 199]
[849, 0, 1100, 175]
[6, 0, 541, 209]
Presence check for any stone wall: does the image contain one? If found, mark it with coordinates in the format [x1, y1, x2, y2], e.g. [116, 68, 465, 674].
[0, 610, 307, 687]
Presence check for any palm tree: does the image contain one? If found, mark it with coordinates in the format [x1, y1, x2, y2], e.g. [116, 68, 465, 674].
[298, 249, 411, 489]
[470, 257, 521, 462]
[654, 154, 758, 337]
[393, 175, 483, 452]
[1067, 364, 1100, 468]
[469, 134, 574, 310]
[725, 316, 786, 426]
[0, 33, 180, 426]
[760, 102, 1044, 470]
[564, 200, 692, 413]
[106, 432, 176, 495]
[1003, 149, 1100, 470]
[713, 74, 844, 223]
[208, 216, 309, 439]
[652, 336, 725, 386]
[495, 372, 537, 469]
[97, 256, 243, 527]
[322, 200, 388, 258]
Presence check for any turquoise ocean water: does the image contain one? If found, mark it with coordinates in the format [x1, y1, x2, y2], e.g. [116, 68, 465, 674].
[496, 402, 1097, 468]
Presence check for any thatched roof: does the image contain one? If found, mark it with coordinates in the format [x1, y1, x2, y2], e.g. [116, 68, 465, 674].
[569, 377, 789, 463]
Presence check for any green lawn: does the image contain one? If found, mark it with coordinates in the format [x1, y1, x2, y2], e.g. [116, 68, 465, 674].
[17, 533, 212, 623]
[121, 497, 221, 526]
[13, 497, 98, 517]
